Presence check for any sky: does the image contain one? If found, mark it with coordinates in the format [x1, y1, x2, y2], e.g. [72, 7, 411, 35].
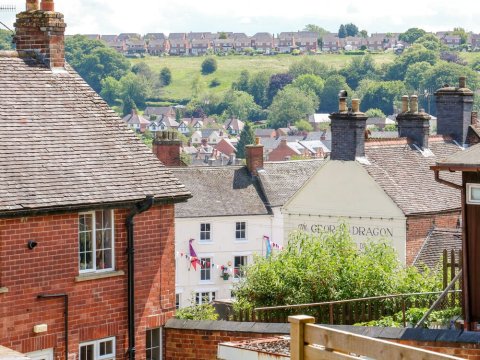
[1, 0, 480, 36]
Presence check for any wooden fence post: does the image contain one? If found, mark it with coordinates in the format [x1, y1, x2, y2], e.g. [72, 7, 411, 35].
[289, 315, 315, 360]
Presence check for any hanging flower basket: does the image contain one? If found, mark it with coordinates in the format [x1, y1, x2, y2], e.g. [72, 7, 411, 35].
[221, 266, 230, 280]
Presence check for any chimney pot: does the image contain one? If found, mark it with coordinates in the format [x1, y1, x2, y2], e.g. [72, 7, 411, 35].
[351, 99, 360, 113]
[26, 0, 39, 11]
[401, 96, 409, 113]
[40, 0, 54, 11]
[255, 137, 260, 145]
[409, 95, 418, 113]
[339, 97, 347, 112]
[459, 76, 466, 89]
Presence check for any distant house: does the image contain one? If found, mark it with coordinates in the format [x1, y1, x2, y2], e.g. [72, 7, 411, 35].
[341, 36, 365, 50]
[295, 31, 318, 52]
[268, 139, 303, 161]
[308, 113, 331, 130]
[118, 33, 141, 41]
[322, 33, 340, 52]
[83, 34, 100, 40]
[178, 121, 190, 135]
[155, 117, 179, 131]
[168, 33, 188, 55]
[144, 106, 176, 120]
[100, 34, 118, 42]
[366, 34, 386, 51]
[191, 130, 203, 145]
[255, 128, 277, 138]
[468, 34, 480, 50]
[278, 32, 296, 53]
[190, 38, 211, 55]
[122, 110, 151, 132]
[126, 39, 146, 54]
[215, 138, 237, 157]
[147, 39, 169, 55]
[251, 32, 274, 53]
[145, 33, 167, 41]
[213, 38, 235, 53]
[442, 34, 462, 49]
[224, 118, 245, 135]
[103, 40, 126, 53]
[233, 33, 251, 52]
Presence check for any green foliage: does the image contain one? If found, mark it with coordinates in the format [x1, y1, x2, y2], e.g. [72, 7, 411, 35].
[294, 119, 313, 132]
[386, 44, 439, 81]
[304, 24, 329, 38]
[248, 71, 271, 108]
[359, 30, 368, 38]
[119, 72, 152, 108]
[100, 76, 121, 105]
[365, 108, 386, 118]
[0, 29, 13, 50]
[175, 303, 219, 321]
[355, 316, 400, 328]
[452, 28, 468, 45]
[232, 70, 250, 92]
[236, 121, 256, 158]
[421, 61, 480, 93]
[65, 35, 130, 93]
[233, 226, 441, 310]
[209, 78, 221, 88]
[267, 73, 294, 105]
[221, 90, 260, 120]
[340, 54, 379, 89]
[399, 28, 427, 44]
[159, 67, 172, 86]
[288, 57, 331, 79]
[131, 62, 153, 78]
[338, 24, 347, 39]
[190, 75, 207, 98]
[201, 57, 218, 75]
[404, 61, 433, 90]
[344, 23, 359, 37]
[268, 86, 318, 129]
[357, 80, 406, 115]
[218, 32, 228, 40]
[291, 74, 325, 110]
[122, 96, 136, 116]
[320, 75, 351, 113]
[414, 34, 443, 52]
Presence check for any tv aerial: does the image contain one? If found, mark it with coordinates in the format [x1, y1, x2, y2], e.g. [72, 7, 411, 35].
[0, 4, 16, 32]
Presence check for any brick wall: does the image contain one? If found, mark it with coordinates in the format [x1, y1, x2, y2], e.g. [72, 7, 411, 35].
[406, 211, 461, 265]
[0, 204, 175, 359]
[267, 140, 297, 161]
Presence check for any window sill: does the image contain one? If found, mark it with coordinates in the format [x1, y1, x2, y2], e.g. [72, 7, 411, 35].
[75, 270, 125, 282]
[0, 287, 8, 294]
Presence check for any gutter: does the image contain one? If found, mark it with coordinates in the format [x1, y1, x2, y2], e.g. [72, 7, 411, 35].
[125, 195, 155, 360]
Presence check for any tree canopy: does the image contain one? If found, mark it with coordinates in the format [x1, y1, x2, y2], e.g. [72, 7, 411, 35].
[0, 29, 13, 50]
[399, 28, 427, 44]
[236, 121, 256, 158]
[201, 57, 217, 75]
[233, 226, 440, 310]
[320, 75, 351, 113]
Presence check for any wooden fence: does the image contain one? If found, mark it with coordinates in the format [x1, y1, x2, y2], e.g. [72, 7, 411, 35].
[289, 315, 463, 360]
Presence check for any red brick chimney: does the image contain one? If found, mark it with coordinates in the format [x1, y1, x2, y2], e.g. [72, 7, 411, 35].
[152, 131, 183, 167]
[15, 0, 66, 68]
[246, 137, 264, 176]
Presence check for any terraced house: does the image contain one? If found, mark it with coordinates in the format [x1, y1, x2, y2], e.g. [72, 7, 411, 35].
[0, 1, 190, 359]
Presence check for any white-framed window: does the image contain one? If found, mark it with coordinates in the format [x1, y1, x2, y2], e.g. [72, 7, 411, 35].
[235, 222, 246, 240]
[79, 210, 114, 273]
[195, 291, 216, 304]
[467, 183, 480, 205]
[79, 337, 115, 360]
[146, 328, 162, 360]
[200, 223, 211, 242]
[200, 257, 211, 281]
[234, 256, 248, 279]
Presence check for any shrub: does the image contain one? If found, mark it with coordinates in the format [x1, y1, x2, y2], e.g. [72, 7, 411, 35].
[201, 57, 217, 75]
[209, 78, 221, 87]
[175, 303, 219, 320]
[159, 67, 172, 86]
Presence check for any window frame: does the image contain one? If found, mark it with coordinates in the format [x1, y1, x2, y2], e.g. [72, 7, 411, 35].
[78, 210, 115, 274]
[195, 291, 216, 305]
[199, 257, 212, 282]
[233, 255, 248, 279]
[199, 223, 212, 242]
[235, 221, 247, 241]
[467, 183, 480, 205]
[79, 337, 115, 360]
[146, 328, 162, 360]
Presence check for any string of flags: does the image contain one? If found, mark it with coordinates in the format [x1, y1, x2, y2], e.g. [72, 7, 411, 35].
[179, 236, 284, 271]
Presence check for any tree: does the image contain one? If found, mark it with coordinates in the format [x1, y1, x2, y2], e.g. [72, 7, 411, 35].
[159, 67, 172, 86]
[232, 70, 250, 92]
[294, 119, 313, 132]
[175, 303, 218, 320]
[267, 73, 294, 105]
[218, 32, 228, 40]
[0, 29, 13, 50]
[404, 62, 433, 90]
[385, 44, 439, 81]
[452, 27, 468, 45]
[119, 72, 152, 108]
[421, 61, 480, 96]
[248, 71, 271, 108]
[100, 76, 121, 105]
[340, 54, 379, 89]
[338, 24, 348, 39]
[399, 28, 426, 44]
[358, 80, 407, 115]
[221, 90, 260, 120]
[131, 62, 153, 78]
[414, 34, 443, 52]
[291, 74, 325, 110]
[234, 226, 440, 310]
[320, 75, 351, 113]
[201, 57, 217, 75]
[288, 57, 330, 79]
[268, 86, 318, 129]
[65, 35, 130, 93]
[122, 96, 136, 116]
[304, 24, 329, 47]
[191, 75, 206, 98]
[344, 23, 359, 37]
[359, 30, 368, 38]
[236, 121, 256, 159]
[365, 108, 386, 119]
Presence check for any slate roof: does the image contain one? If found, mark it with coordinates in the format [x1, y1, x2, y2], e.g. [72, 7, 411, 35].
[255, 128, 276, 137]
[0, 51, 190, 215]
[171, 166, 269, 218]
[122, 111, 151, 126]
[362, 139, 462, 215]
[435, 143, 480, 169]
[258, 159, 325, 207]
[413, 228, 462, 270]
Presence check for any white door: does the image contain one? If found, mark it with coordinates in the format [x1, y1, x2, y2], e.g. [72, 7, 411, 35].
[26, 349, 53, 360]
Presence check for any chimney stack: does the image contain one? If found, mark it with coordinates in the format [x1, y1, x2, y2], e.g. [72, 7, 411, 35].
[435, 77, 474, 145]
[152, 131, 183, 167]
[246, 137, 264, 176]
[15, 0, 66, 68]
[329, 95, 368, 161]
[397, 95, 431, 149]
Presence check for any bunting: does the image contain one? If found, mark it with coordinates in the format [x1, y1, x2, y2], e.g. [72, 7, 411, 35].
[189, 238, 201, 271]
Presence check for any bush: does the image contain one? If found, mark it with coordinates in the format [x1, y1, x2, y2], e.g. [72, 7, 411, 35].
[209, 78, 221, 87]
[201, 57, 217, 75]
[175, 303, 219, 320]
[159, 67, 172, 86]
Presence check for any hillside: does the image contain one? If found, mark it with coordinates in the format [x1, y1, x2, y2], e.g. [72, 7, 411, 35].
[131, 53, 395, 102]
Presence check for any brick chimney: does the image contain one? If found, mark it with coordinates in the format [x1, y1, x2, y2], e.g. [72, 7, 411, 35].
[14, 0, 66, 68]
[329, 96, 368, 161]
[152, 131, 182, 167]
[246, 137, 264, 176]
[396, 95, 431, 149]
[435, 76, 474, 145]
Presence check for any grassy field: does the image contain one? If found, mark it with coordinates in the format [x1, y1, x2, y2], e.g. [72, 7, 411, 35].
[460, 52, 480, 65]
[131, 53, 395, 102]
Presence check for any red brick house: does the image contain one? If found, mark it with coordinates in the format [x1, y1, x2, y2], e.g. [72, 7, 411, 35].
[0, 2, 190, 360]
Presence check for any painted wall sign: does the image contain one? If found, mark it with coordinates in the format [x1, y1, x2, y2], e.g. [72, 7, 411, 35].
[297, 223, 394, 238]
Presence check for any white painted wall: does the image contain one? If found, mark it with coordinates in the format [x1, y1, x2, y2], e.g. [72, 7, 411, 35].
[175, 215, 272, 308]
[283, 160, 407, 263]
